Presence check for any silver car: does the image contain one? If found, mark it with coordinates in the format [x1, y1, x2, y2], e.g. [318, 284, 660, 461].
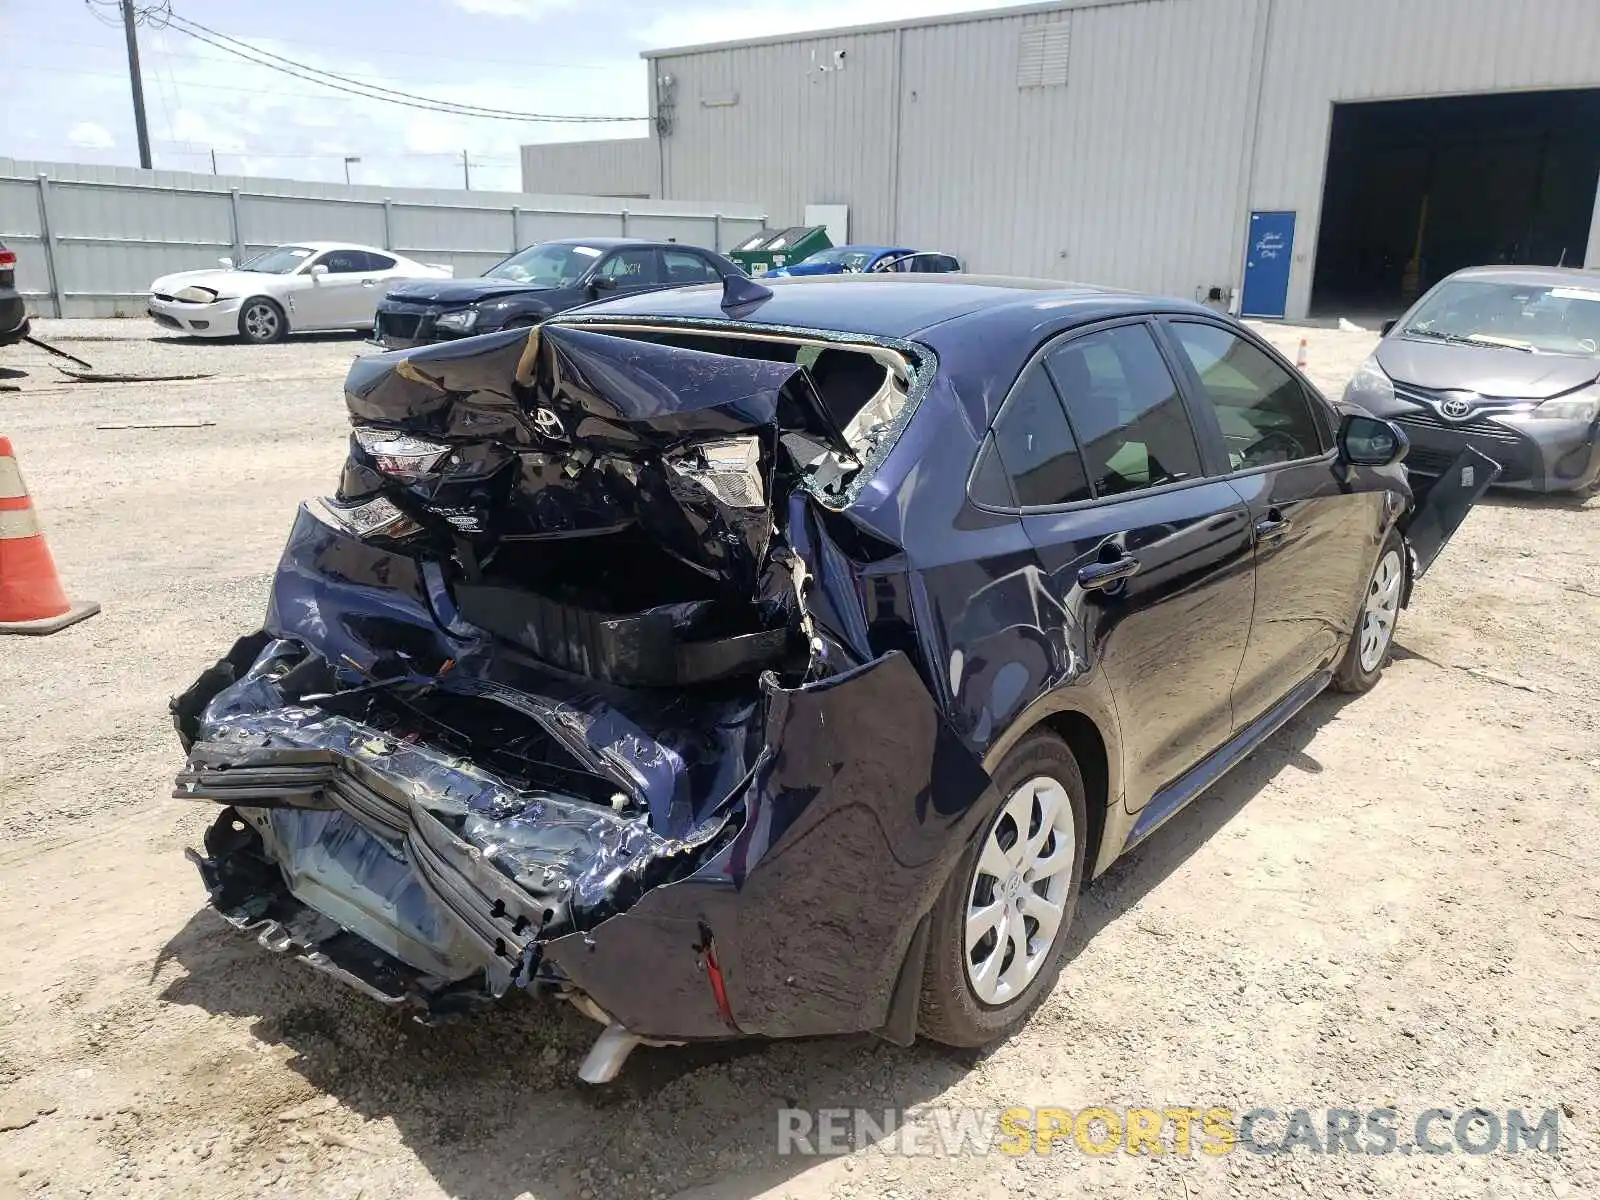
[1343, 266, 1600, 494]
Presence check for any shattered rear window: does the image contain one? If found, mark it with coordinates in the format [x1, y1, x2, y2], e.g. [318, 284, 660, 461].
[554, 316, 932, 506]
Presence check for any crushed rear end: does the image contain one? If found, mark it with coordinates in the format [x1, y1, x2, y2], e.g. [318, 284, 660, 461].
[173, 319, 991, 1079]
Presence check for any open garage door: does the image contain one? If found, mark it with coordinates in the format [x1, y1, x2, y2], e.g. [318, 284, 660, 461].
[1310, 89, 1600, 318]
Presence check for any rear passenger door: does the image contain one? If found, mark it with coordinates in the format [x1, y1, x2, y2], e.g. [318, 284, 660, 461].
[1162, 319, 1382, 727]
[1000, 320, 1257, 813]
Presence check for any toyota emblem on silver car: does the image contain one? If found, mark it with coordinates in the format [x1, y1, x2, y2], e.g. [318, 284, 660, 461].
[1439, 395, 1473, 419]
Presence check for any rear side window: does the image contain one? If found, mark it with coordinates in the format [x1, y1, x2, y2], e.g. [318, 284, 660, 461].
[361, 251, 397, 271]
[1046, 324, 1202, 497]
[662, 249, 721, 284]
[1168, 322, 1327, 467]
[985, 365, 1091, 507]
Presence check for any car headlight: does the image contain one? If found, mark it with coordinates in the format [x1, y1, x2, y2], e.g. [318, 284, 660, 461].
[1531, 389, 1600, 422]
[306, 495, 420, 540]
[352, 426, 451, 480]
[1342, 355, 1395, 408]
[666, 436, 765, 508]
[433, 309, 478, 333]
[173, 285, 219, 303]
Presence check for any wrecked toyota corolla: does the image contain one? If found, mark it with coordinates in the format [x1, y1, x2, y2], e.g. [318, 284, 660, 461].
[174, 274, 1494, 1080]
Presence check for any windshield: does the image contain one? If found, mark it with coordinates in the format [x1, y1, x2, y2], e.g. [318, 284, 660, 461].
[800, 248, 874, 271]
[487, 243, 601, 285]
[1403, 279, 1600, 356]
[238, 246, 314, 274]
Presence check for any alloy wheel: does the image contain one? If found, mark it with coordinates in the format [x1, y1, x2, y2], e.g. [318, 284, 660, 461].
[964, 775, 1076, 1006]
[243, 302, 280, 342]
[1358, 548, 1403, 671]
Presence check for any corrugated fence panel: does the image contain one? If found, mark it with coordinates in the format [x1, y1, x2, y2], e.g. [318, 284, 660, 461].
[0, 156, 763, 316]
[241, 195, 387, 248]
[391, 204, 513, 255]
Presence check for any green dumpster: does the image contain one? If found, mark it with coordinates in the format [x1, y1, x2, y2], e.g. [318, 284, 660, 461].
[728, 226, 832, 276]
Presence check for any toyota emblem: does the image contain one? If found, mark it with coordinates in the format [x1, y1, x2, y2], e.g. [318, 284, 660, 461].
[533, 407, 565, 437]
[1439, 395, 1473, 419]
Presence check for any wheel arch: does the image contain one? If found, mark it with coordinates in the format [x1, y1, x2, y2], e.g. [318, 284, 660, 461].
[983, 691, 1123, 882]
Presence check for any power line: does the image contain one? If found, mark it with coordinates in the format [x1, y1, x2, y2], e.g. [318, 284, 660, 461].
[153, 10, 647, 124]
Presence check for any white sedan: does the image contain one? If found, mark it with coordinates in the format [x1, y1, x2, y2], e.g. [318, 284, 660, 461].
[147, 242, 452, 343]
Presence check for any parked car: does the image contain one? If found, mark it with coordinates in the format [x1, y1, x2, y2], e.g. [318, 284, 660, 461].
[372, 237, 741, 349]
[148, 243, 452, 344]
[174, 274, 1489, 1082]
[1344, 265, 1600, 494]
[0, 240, 30, 346]
[765, 244, 963, 277]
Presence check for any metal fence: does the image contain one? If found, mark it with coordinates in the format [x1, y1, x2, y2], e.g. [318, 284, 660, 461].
[0, 158, 768, 319]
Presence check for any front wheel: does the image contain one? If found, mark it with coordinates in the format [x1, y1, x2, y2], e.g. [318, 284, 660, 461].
[1332, 531, 1404, 694]
[919, 731, 1087, 1048]
[237, 297, 286, 344]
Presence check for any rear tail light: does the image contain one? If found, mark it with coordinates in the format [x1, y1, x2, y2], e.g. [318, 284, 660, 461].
[667, 436, 765, 509]
[307, 495, 419, 540]
[352, 426, 451, 480]
[0, 249, 16, 270]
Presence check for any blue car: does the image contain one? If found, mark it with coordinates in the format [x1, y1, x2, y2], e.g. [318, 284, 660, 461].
[175, 273, 1488, 1081]
[766, 244, 962, 276]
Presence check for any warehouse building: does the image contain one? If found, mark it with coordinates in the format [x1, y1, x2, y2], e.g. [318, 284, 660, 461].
[523, 0, 1600, 320]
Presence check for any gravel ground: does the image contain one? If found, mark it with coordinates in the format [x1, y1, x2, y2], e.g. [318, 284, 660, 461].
[0, 317, 1595, 1200]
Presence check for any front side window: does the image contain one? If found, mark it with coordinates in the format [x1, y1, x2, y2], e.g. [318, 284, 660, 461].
[986, 364, 1091, 507]
[597, 248, 659, 285]
[1047, 324, 1203, 497]
[1169, 322, 1326, 469]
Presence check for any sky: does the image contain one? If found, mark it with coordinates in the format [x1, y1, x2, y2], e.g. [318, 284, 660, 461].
[7, 0, 1025, 193]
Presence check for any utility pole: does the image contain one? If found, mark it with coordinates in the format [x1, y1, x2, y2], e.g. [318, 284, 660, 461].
[210, 148, 218, 175]
[461, 149, 471, 191]
[120, 0, 153, 169]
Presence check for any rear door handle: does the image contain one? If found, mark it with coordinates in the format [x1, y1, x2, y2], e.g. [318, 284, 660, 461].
[1255, 512, 1292, 540]
[1077, 555, 1140, 590]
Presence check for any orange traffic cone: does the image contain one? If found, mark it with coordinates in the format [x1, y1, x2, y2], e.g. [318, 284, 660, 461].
[0, 437, 99, 634]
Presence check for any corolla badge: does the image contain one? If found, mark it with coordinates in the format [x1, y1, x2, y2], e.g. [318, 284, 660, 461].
[1438, 395, 1474, 419]
[533, 407, 565, 437]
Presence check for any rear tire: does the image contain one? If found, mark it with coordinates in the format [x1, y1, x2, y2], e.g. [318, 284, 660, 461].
[238, 297, 286, 344]
[1332, 530, 1404, 694]
[919, 731, 1087, 1048]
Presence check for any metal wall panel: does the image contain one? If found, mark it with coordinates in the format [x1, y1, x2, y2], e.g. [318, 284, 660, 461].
[642, 0, 1600, 319]
[893, 0, 1259, 299]
[0, 157, 763, 317]
[520, 138, 656, 197]
[1252, 0, 1600, 316]
[654, 30, 902, 240]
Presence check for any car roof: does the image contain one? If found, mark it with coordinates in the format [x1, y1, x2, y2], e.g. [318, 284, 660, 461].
[1441, 265, 1600, 288]
[533, 237, 682, 249]
[569, 272, 1215, 339]
[285, 241, 389, 253]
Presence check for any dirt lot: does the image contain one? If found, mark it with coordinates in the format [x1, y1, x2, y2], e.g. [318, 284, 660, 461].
[0, 317, 1596, 1200]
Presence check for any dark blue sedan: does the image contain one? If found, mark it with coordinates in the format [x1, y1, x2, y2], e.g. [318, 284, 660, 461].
[174, 273, 1491, 1080]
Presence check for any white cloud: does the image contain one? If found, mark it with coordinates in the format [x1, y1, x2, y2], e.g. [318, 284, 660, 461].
[67, 121, 115, 150]
[450, 0, 574, 16]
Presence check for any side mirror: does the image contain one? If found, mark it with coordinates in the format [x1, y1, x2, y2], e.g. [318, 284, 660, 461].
[1339, 414, 1408, 466]
[589, 275, 617, 294]
[1380, 319, 1397, 336]
[217, 257, 233, 270]
[309, 264, 329, 279]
